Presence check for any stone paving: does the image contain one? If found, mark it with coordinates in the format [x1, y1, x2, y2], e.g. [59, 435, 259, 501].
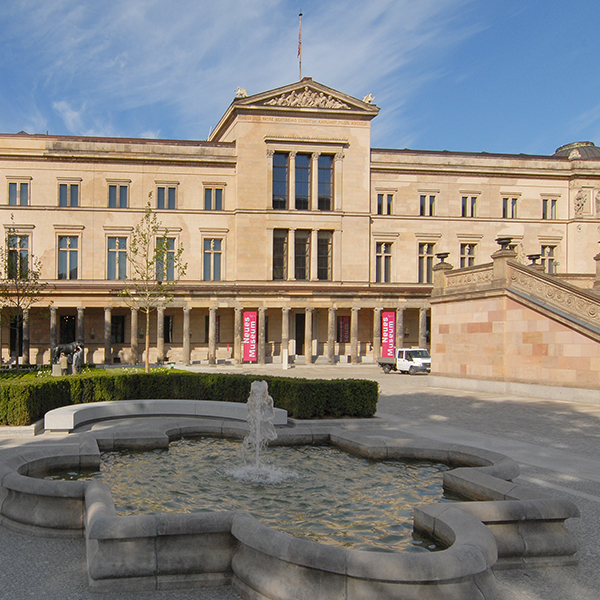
[1, 363, 599, 599]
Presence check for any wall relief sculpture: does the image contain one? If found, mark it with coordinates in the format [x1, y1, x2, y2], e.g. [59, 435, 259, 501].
[264, 87, 350, 109]
[574, 189, 588, 217]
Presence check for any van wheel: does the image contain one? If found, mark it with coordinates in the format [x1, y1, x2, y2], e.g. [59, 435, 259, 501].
[408, 366, 417, 375]
[382, 364, 392, 374]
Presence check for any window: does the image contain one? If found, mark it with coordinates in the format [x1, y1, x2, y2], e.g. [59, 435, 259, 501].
[9, 181, 29, 206]
[164, 315, 174, 344]
[295, 153, 311, 210]
[318, 155, 333, 211]
[109, 184, 128, 209]
[156, 237, 175, 281]
[294, 230, 310, 280]
[337, 315, 350, 343]
[7, 235, 28, 279]
[377, 193, 393, 215]
[376, 242, 392, 283]
[204, 187, 223, 211]
[317, 231, 333, 281]
[273, 229, 288, 280]
[203, 238, 222, 281]
[502, 197, 518, 219]
[107, 237, 127, 280]
[542, 198, 557, 220]
[272, 152, 288, 209]
[418, 243, 435, 283]
[461, 196, 476, 217]
[419, 194, 435, 216]
[541, 245, 557, 274]
[59, 182, 79, 207]
[157, 186, 176, 210]
[460, 243, 476, 268]
[111, 315, 125, 344]
[58, 236, 78, 280]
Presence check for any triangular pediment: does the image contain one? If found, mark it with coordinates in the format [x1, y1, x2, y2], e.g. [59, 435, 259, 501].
[209, 78, 379, 142]
[234, 78, 378, 114]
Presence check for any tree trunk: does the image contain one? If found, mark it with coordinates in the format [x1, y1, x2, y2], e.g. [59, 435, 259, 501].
[145, 308, 150, 373]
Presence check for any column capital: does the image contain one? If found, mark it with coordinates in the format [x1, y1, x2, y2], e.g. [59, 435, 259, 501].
[258, 306, 267, 314]
[183, 306, 191, 314]
[104, 306, 112, 314]
[77, 306, 85, 314]
[282, 307, 291, 314]
[328, 306, 337, 314]
[50, 305, 57, 313]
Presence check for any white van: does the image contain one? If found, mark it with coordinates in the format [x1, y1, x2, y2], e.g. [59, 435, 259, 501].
[378, 348, 431, 374]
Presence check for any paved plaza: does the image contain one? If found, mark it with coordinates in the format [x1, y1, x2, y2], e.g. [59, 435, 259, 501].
[1, 363, 598, 600]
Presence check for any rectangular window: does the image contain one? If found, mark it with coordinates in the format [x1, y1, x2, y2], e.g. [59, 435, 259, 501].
[542, 198, 557, 220]
[418, 243, 435, 283]
[204, 187, 223, 211]
[317, 231, 333, 281]
[164, 315, 174, 344]
[9, 182, 29, 206]
[203, 238, 222, 281]
[58, 236, 78, 280]
[157, 186, 176, 210]
[7, 235, 28, 279]
[273, 229, 288, 280]
[541, 245, 557, 274]
[460, 243, 476, 268]
[111, 315, 125, 344]
[295, 153, 311, 210]
[294, 230, 310, 280]
[59, 183, 79, 207]
[502, 197, 518, 218]
[107, 236, 127, 280]
[419, 194, 435, 216]
[272, 152, 288, 209]
[377, 193, 393, 215]
[318, 155, 333, 211]
[109, 184, 128, 208]
[461, 196, 476, 217]
[375, 242, 392, 283]
[156, 237, 175, 281]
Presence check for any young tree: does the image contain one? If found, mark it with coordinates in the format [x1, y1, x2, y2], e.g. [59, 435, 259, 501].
[120, 197, 187, 373]
[0, 215, 50, 368]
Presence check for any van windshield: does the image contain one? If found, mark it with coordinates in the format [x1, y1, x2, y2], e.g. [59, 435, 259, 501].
[406, 350, 430, 360]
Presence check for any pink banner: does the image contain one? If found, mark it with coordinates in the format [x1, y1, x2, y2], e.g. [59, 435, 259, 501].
[381, 311, 395, 358]
[243, 311, 257, 362]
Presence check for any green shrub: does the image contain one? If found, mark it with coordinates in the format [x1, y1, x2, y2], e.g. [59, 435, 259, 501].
[0, 369, 378, 426]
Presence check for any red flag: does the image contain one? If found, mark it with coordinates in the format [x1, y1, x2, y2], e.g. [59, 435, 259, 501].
[298, 13, 302, 58]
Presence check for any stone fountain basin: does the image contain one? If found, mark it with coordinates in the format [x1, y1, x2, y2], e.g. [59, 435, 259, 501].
[0, 401, 580, 600]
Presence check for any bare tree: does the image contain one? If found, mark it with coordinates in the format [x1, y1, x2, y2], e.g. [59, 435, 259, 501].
[120, 197, 187, 373]
[0, 215, 50, 368]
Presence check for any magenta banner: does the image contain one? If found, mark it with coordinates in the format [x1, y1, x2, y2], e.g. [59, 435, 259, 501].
[381, 311, 395, 358]
[242, 311, 257, 362]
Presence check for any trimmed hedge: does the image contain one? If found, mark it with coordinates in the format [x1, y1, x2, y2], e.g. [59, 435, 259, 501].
[0, 370, 378, 426]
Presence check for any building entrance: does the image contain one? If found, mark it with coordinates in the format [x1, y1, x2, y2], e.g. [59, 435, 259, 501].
[295, 313, 305, 356]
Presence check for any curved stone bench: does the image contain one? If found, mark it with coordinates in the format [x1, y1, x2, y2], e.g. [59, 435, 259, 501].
[44, 399, 288, 432]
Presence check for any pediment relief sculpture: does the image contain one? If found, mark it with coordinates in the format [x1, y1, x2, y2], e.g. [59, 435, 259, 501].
[264, 87, 351, 109]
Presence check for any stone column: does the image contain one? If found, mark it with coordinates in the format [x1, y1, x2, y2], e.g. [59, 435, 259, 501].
[208, 306, 217, 365]
[395, 307, 404, 351]
[157, 307, 165, 364]
[350, 307, 360, 364]
[281, 307, 290, 370]
[22, 308, 29, 365]
[104, 307, 112, 364]
[594, 249, 600, 290]
[311, 152, 319, 211]
[130, 308, 138, 365]
[266, 149, 274, 208]
[258, 307, 266, 364]
[304, 307, 313, 365]
[373, 307, 382, 362]
[182, 307, 191, 366]
[76, 307, 85, 345]
[418, 306, 428, 349]
[234, 307, 242, 364]
[334, 152, 344, 211]
[288, 228, 296, 280]
[50, 306, 57, 356]
[327, 307, 336, 364]
[310, 229, 318, 281]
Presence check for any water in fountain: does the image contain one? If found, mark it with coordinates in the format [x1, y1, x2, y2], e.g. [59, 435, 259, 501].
[230, 380, 296, 484]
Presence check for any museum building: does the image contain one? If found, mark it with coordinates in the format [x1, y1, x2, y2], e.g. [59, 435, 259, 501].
[1, 78, 599, 367]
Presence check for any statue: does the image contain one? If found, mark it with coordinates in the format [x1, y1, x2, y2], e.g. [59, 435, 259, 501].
[235, 87, 248, 98]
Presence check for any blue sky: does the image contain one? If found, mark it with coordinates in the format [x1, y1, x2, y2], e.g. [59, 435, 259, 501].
[1, 0, 600, 155]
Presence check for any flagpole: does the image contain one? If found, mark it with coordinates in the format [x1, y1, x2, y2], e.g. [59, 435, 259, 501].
[298, 12, 302, 80]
